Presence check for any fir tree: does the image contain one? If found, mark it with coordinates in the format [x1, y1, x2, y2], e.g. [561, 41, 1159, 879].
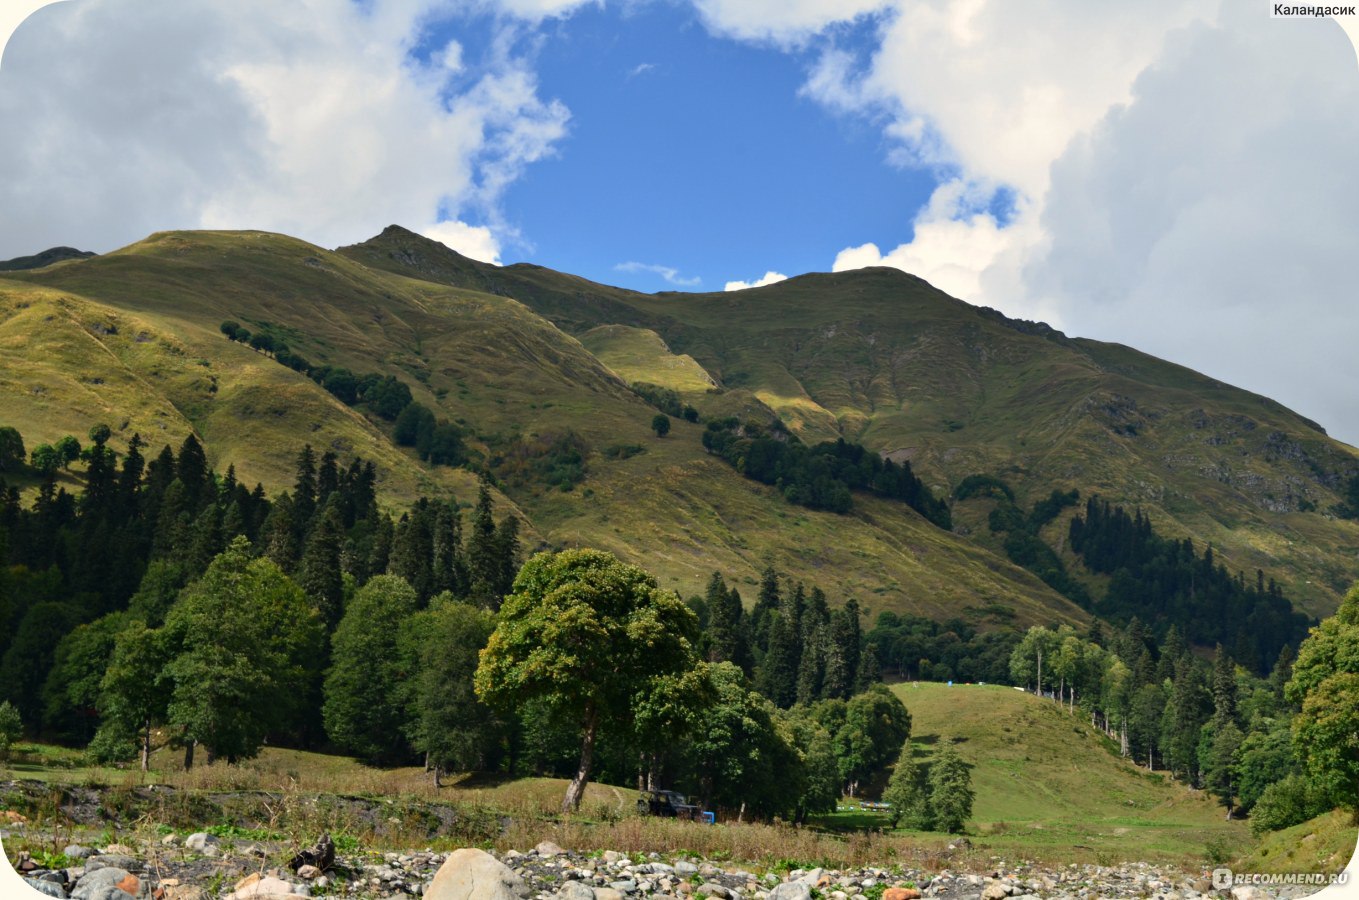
[1211, 644, 1238, 729]
[260, 493, 301, 572]
[927, 743, 974, 833]
[298, 501, 345, 628]
[293, 445, 318, 528]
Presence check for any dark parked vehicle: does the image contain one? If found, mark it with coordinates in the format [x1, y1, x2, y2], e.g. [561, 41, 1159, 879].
[637, 789, 705, 821]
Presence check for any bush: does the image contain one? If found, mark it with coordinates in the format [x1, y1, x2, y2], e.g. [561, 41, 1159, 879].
[0, 701, 22, 758]
[652, 414, 671, 438]
[1250, 773, 1330, 835]
[86, 721, 138, 765]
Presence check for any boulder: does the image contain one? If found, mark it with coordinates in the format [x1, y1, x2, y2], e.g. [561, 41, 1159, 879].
[882, 889, 921, 900]
[71, 867, 140, 900]
[557, 882, 597, 900]
[536, 841, 566, 857]
[426, 848, 529, 900]
[594, 888, 625, 900]
[697, 884, 730, 899]
[84, 855, 141, 874]
[24, 879, 68, 899]
[64, 845, 94, 860]
[980, 882, 1012, 900]
[768, 882, 811, 900]
[232, 874, 300, 898]
[162, 886, 207, 900]
[674, 862, 699, 877]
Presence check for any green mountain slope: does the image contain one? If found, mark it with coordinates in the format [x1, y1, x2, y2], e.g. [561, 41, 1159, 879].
[340, 227, 1359, 617]
[0, 229, 1086, 626]
[890, 682, 1253, 864]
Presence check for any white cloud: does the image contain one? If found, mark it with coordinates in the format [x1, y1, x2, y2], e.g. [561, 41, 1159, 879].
[627, 62, 655, 78]
[615, 261, 702, 287]
[1028, 7, 1359, 441]
[0, 0, 570, 259]
[692, 0, 889, 45]
[705, 1, 1359, 440]
[724, 271, 788, 291]
[423, 220, 502, 264]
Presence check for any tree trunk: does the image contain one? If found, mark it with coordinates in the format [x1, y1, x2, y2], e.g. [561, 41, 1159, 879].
[1036, 650, 1043, 698]
[183, 739, 195, 771]
[425, 751, 432, 772]
[433, 765, 442, 789]
[738, 801, 746, 824]
[562, 704, 598, 814]
[140, 719, 151, 772]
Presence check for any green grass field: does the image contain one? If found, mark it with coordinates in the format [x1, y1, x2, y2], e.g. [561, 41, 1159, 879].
[845, 682, 1260, 867]
[8, 681, 1340, 871]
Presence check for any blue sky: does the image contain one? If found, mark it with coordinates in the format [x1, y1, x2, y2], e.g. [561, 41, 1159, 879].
[467, 3, 935, 291]
[2, 1, 1359, 442]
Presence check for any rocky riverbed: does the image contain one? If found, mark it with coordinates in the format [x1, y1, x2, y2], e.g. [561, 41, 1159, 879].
[5, 832, 1313, 900]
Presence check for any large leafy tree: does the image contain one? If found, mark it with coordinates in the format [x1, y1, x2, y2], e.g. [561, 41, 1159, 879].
[100, 620, 168, 770]
[1287, 582, 1359, 821]
[831, 684, 912, 795]
[475, 548, 699, 812]
[160, 537, 323, 765]
[401, 595, 502, 784]
[323, 575, 420, 763]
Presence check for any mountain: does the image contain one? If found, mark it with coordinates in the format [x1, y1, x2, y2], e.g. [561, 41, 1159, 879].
[0, 246, 96, 271]
[341, 226, 1359, 619]
[1, 225, 1355, 632]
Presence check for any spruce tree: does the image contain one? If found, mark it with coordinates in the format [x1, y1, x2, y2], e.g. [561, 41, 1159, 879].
[883, 740, 930, 829]
[756, 612, 798, 708]
[493, 515, 521, 604]
[1211, 644, 1238, 729]
[293, 445, 318, 527]
[175, 434, 209, 511]
[466, 484, 500, 608]
[926, 743, 974, 833]
[260, 493, 301, 572]
[432, 503, 465, 597]
[298, 501, 345, 628]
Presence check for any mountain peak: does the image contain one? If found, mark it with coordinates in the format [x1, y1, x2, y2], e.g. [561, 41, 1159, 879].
[0, 246, 96, 271]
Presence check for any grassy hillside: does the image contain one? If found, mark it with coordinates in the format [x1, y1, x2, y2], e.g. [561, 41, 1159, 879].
[0, 230, 1086, 624]
[1234, 810, 1357, 876]
[341, 227, 1359, 618]
[886, 682, 1257, 865]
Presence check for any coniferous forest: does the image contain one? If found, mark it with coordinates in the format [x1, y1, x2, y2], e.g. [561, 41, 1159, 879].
[0, 419, 1355, 837]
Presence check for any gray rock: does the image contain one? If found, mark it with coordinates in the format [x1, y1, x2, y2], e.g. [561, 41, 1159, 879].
[980, 882, 1012, 900]
[64, 845, 94, 860]
[558, 882, 597, 900]
[25, 879, 68, 899]
[184, 832, 220, 851]
[425, 848, 529, 900]
[83, 856, 141, 874]
[536, 841, 566, 857]
[768, 882, 812, 900]
[609, 881, 637, 893]
[72, 868, 135, 898]
[675, 863, 699, 877]
[698, 884, 731, 899]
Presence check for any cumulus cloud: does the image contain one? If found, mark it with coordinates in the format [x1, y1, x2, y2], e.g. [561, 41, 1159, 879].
[423, 220, 502, 264]
[705, 1, 1359, 441]
[1028, 7, 1359, 440]
[0, 0, 570, 259]
[692, 0, 889, 45]
[724, 271, 788, 291]
[615, 261, 702, 287]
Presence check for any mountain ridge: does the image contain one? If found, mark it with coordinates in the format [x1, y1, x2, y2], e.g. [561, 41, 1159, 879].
[1, 225, 1354, 626]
